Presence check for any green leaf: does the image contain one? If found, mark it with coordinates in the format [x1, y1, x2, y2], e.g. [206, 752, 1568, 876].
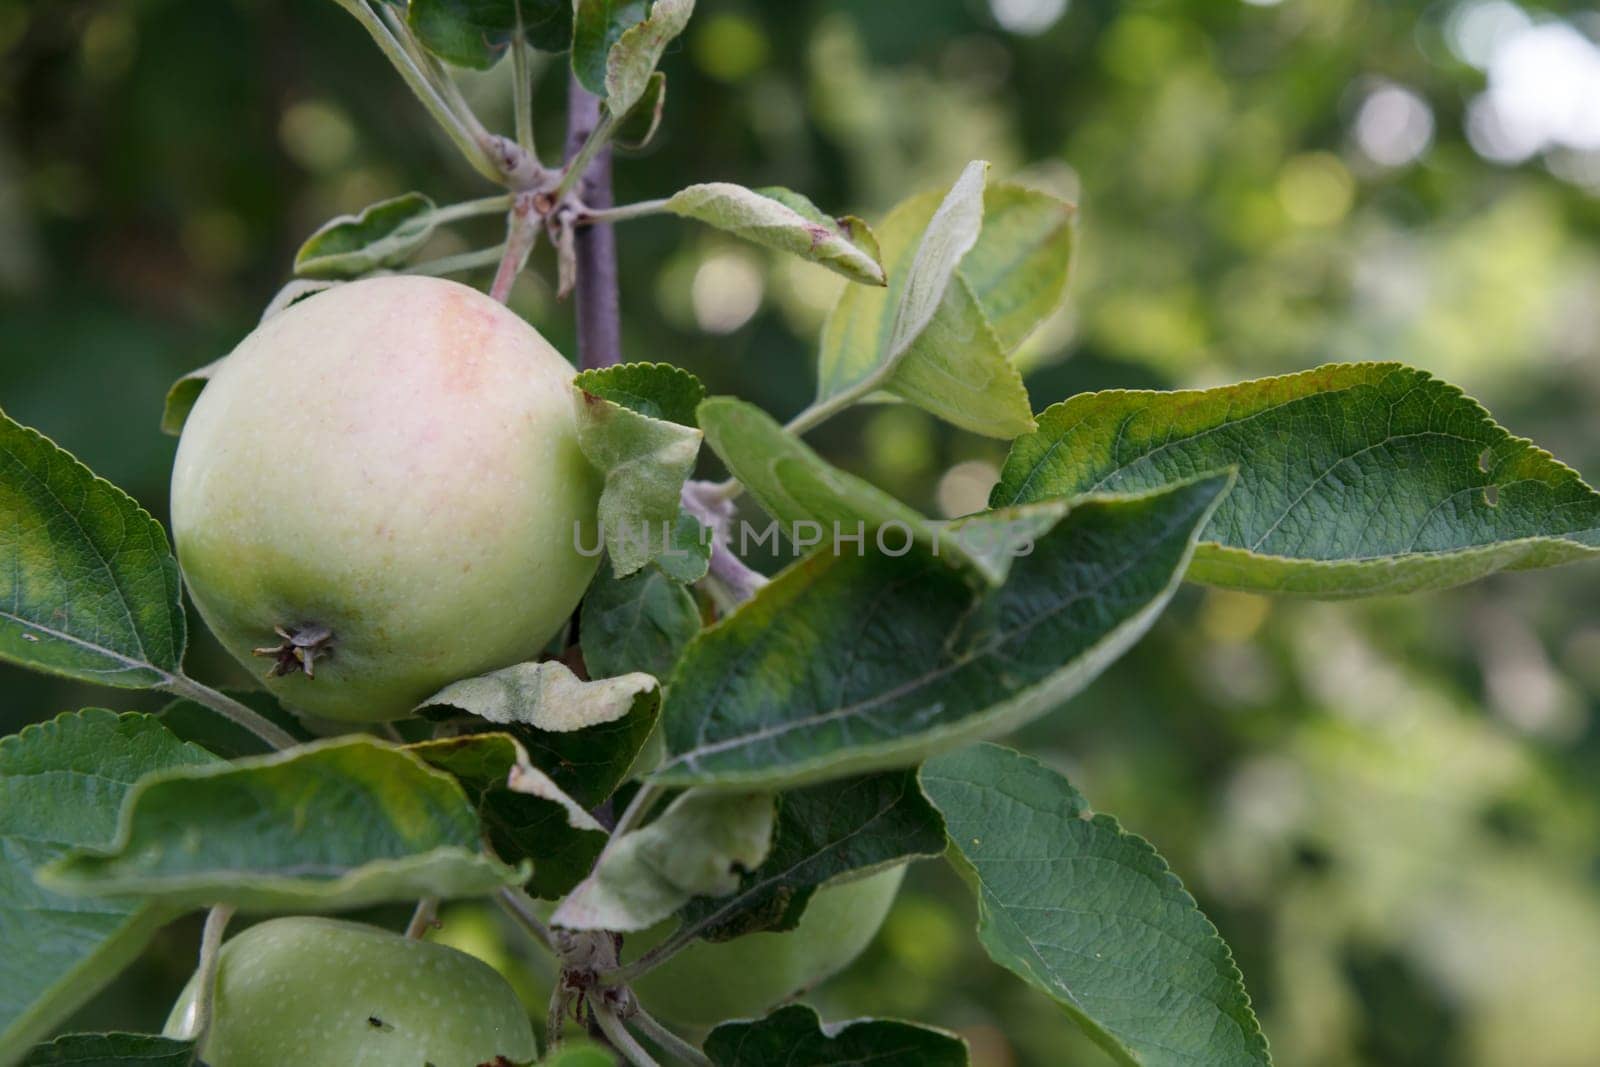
[664, 185, 885, 286]
[409, 732, 610, 899]
[921, 743, 1269, 1067]
[613, 71, 666, 150]
[572, 364, 706, 578]
[552, 789, 774, 931]
[816, 162, 1038, 439]
[21, 1033, 196, 1066]
[698, 396, 1064, 586]
[958, 183, 1075, 351]
[705, 1004, 968, 1067]
[0, 711, 218, 1056]
[580, 559, 701, 681]
[409, 0, 573, 70]
[292, 192, 438, 279]
[992, 363, 1600, 596]
[651, 474, 1231, 789]
[0, 412, 186, 688]
[40, 737, 524, 911]
[678, 770, 945, 942]
[594, 0, 694, 116]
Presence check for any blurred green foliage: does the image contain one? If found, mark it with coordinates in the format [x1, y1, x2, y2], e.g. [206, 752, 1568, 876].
[3, 0, 1599, 1063]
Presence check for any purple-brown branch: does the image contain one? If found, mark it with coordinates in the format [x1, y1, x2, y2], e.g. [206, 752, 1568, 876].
[564, 74, 622, 370]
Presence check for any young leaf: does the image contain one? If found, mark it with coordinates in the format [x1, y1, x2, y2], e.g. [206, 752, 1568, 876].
[21, 1033, 196, 1066]
[921, 743, 1270, 1067]
[408, 732, 609, 898]
[600, 0, 694, 116]
[664, 184, 886, 286]
[0, 711, 218, 1056]
[0, 412, 186, 688]
[409, 0, 574, 70]
[159, 358, 222, 437]
[552, 789, 774, 931]
[613, 70, 666, 150]
[580, 559, 702, 681]
[816, 162, 1038, 438]
[40, 737, 523, 911]
[572, 363, 707, 578]
[677, 770, 945, 942]
[420, 658, 661, 809]
[992, 363, 1600, 596]
[293, 192, 438, 279]
[958, 182, 1075, 351]
[651, 474, 1231, 790]
[705, 1004, 968, 1067]
[698, 396, 1065, 586]
[572, 0, 650, 97]
[420, 658, 657, 733]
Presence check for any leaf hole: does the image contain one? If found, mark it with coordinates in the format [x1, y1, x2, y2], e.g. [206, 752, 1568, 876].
[1483, 484, 1500, 507]
[1478, 447, 1494, 473]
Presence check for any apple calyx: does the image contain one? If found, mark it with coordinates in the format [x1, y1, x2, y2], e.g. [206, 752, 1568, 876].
[253, 623, 335, 679]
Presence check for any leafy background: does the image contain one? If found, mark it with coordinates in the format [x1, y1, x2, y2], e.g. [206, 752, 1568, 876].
[4, 0, 1600, 1063]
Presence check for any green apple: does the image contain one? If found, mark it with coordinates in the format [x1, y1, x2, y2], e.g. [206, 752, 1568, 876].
[170, 275, 601, 722]
[164, 917, 538, 1066]
[625, 864, 905, 1025]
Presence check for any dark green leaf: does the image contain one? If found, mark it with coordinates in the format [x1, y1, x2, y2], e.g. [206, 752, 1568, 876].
[409, 0, 573, 70]
[40, 737, 523, 911]
[651, 475, 1231, 789]
[992, 363, 1600, 596]
[580, 559, 702, 680]
[409, 732, 609, 899]
[22, 1033, 196, 1066]
[679, 770, 945, 942]
[0, 711, 218, 1054]
[705, 1004, 967, 1067]
[0, 412, 186, 688]
[922, 743, 1270, 1067]
[572, 0, 650, 96]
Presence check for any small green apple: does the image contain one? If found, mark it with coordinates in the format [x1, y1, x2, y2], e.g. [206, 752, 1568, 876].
[170, 275, 601, 722]
[626, 864, 905, 1025]
[164, 917, 537, 1067]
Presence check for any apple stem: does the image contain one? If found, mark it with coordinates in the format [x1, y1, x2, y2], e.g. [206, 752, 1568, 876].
[564, 73, 622, 370]
[162, 674, 299, 751]
[182, 904, 236, 1043]
[404, 897, 439, 939]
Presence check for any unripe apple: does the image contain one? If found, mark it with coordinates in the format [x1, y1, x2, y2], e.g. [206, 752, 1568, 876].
[626, 864, 905, 1025]
[170, 276, 601, 722]
[164, 917, 537, 1066]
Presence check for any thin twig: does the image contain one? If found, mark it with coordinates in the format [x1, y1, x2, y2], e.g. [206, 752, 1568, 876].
[511, 6, 536, 156]
[333, 0, 503, 184]
[405, 897, 439, 939]
[598, 926, 695, 989]
[162, 674, 298, 750]
[411, 244, 508, 277]
[593, 1004, 662, 1067]
[577, 198, 671, 226]
[497, 886, 558, 954]
[181, 904, 236, 1042]
[430, 194, 515, 225]
[631, 1007, 712, 1067]
[490, 194, 541, 302]
[564, 73, 622, 369]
